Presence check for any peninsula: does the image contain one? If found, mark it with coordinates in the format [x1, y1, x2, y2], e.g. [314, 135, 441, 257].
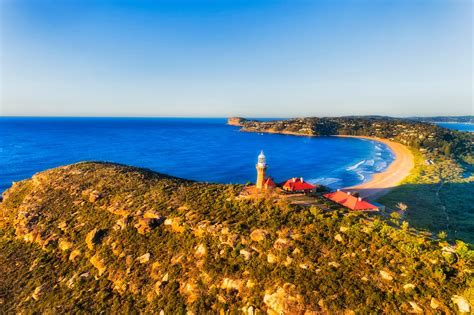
[0, 162, 472, 313]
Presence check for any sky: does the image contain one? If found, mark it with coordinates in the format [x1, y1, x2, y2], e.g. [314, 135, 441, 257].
[0, 0, 472, 117]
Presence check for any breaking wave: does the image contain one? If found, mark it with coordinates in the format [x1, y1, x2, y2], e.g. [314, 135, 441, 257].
[346, 160, 365, 171]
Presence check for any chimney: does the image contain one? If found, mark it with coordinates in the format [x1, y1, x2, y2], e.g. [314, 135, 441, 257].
[358, 197, 362, 201]
[337, 189, 340, 192]
[300, 177, 303, 182]
[346, 191, 351, 195]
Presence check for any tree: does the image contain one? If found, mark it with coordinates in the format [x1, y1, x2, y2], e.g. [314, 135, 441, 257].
[396, 202, 408, 212]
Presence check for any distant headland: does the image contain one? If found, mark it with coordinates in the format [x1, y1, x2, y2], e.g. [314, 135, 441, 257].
[227, 116, 473, 161]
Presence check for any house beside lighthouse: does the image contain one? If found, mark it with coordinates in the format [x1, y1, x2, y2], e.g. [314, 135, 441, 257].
[254, 150, 315, 192]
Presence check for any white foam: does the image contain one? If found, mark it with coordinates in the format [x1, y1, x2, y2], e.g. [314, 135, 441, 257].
[375, 161, 387, 171]
[346, 160, 365, 171]
[364, 159, 375, 166]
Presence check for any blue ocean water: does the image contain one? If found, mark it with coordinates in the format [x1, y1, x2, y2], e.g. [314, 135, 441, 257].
[435, 122, 474, 132]
[0, 118, 394, 192]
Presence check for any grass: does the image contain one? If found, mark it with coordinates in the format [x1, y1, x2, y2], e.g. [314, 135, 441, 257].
[379, 150, 474, 243]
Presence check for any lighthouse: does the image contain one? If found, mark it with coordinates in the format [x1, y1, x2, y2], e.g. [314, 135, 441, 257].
[256, 150, 267, 190]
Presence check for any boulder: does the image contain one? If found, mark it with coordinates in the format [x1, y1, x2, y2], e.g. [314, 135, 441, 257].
[164, 217, 185, 233]
[82, 189, 101, 203]
[430, 298, 440, 310]
[451, 295, 470, 313]
[180, 281, 198, 304]
[273, 238, 292, 251]
[143, 210, 161, 219]
[137, 253, 150, 264]
[263, 285, 306, 314]
[85, 228, 105, 250]
[328, 261, 340, 268]
[58, 221, 68, 231]
[69, 249, 81, 262]
[134, 217, 163, 234]
[58, 238, 74, 251]
[403, 283, 415, 291]
[380, 270, 393, 281]
[339, 226, 349, 233]
[299, 263, 309, 269]
[221, 278, 242, 291]
[250, 229, 267, 242]
[292, 247, 302, 256]
[90, 254, 106, 275]
[195, 244, 206, 258]
[408, 301, 423, 314]
[240, 249, 252, 260]
[267, 253, 278, 264]
[334, 234, 344, 243]
[115, 217, 130, 230]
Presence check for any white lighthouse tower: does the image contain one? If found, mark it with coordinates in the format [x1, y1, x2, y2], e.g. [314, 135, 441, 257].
[256, 151, 267, 190]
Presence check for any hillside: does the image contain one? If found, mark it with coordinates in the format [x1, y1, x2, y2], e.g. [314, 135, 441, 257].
[408, 116, 474, 124]
[230, 117, 474, 243]
[0, 162, 472, 313]
[233, 117, 473, 161]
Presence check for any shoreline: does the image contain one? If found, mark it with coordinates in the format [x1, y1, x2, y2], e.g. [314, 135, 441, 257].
[335, 135, 414, 199]
[238, 128, 415, 199]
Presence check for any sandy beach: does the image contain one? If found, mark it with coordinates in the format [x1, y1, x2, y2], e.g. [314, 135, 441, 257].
[239, 128, 416, 199]
[338, 135, 415, 199]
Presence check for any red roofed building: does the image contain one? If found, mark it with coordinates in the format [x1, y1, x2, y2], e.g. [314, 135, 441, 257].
[282, 177, 316, 193]
[263, 177, 277, 190]
[323, 190, 379, 211]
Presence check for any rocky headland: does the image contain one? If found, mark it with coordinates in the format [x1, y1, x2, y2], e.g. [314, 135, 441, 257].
[0, 162, 472, 313]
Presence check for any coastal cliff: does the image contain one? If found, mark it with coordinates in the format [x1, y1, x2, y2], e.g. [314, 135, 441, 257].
[0, 162, 472, 313]
[227, 117, 247, 126]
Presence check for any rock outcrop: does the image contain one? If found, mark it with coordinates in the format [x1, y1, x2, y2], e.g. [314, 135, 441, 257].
[0, 162, 470, 313]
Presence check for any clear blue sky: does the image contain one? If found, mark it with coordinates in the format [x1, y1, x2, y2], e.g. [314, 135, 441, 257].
[1, 0, 472, 117]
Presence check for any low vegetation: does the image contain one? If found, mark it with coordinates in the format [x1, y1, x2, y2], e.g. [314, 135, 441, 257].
[232, 117, 474, 245]
[380, 150, 474, 243]
[0, 162, 472, 313]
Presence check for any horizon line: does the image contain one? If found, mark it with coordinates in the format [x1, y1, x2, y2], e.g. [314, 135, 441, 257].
[1, 114, 473, 119]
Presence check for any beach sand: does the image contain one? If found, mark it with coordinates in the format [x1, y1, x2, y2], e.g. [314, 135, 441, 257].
[239, 128, 415, 200]
[338, 136, 415, 200]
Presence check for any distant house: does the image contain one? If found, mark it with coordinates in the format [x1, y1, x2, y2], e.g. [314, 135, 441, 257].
[282, 177, 316, 193]
[323, 190, 379, 211]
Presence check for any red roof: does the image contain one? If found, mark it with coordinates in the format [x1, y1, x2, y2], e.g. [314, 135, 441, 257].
[264, 177, 277, 188]
[282, 177, 316, 192]
[323, 191, 378, 211]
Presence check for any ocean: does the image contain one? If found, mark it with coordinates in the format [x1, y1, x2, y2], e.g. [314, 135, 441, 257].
[0, 117, 395, 192]
[434, 122, 474, 132]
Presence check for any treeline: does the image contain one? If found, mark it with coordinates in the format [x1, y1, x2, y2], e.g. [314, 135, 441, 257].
[239, 117, 473, 162]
